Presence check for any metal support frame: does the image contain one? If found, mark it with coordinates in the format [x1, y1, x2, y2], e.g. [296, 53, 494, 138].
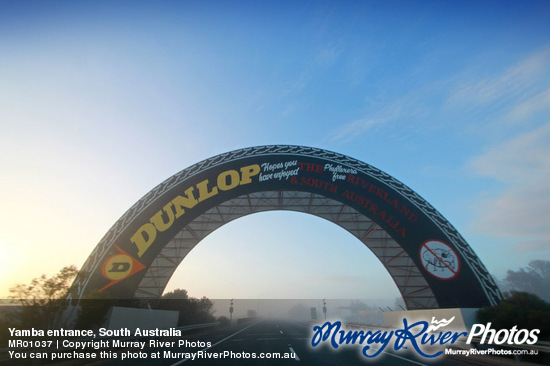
[135, 191, 438, 309]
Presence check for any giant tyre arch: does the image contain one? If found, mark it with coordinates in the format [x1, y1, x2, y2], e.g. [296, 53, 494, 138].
[69, 145, 501, 309]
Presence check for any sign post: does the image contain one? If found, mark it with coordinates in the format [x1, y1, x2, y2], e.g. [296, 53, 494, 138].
[229, 299, 234, 325]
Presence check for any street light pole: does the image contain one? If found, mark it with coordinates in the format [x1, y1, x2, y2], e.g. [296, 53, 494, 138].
[229, 299, 234, 325]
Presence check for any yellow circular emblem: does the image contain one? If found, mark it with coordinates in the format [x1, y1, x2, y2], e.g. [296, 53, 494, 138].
[102, 254, 133, 281]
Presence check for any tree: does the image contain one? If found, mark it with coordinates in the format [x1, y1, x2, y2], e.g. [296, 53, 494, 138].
[156, 289, 215, 326]
[477, 291, 550, 341]
[502, 260, 550, 302]
[8, 265, 79, 329]
[9, 265, 79, 306]
[161, 288, 189, 300]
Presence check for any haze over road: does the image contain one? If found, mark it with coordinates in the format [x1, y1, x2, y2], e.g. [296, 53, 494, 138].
[99, 319, 467, 366]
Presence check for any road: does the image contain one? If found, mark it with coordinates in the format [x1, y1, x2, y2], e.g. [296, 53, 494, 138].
[98, 319, 466, 366]
[3, 319, 514, 365]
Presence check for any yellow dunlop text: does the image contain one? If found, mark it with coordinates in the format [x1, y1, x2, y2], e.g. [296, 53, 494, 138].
[131, 164, 260, 257]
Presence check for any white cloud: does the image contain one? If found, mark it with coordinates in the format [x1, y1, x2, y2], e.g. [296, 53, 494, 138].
[470, 122, 550, 245]
[471, 122, 550, 181]
[329, 118, 381, 142]
[507, 87, 550, 123]
[448, 49, 549, 107]
[328, 92, 423, 143]
[511, 239, 549, 254]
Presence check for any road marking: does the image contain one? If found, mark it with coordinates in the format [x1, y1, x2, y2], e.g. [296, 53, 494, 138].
[171, 322, 258, 365]
[280, 330, 284, 335]
[288, 344, 300, 361]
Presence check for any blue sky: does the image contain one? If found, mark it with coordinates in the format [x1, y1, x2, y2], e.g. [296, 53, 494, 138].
[1, 1, 549, 301]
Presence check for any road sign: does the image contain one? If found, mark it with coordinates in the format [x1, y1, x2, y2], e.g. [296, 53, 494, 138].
[420, 240, 460, 280]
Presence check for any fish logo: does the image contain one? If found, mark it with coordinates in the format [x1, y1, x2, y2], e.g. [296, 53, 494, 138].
[427, 316, 455, 332]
